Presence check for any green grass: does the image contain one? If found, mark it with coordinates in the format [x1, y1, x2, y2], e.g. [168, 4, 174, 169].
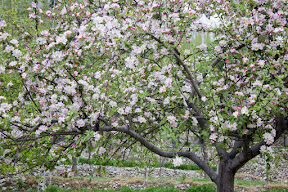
[5, 177, 288, 192]
[5, 185, 217, 192]
[6, 184, 288, 192]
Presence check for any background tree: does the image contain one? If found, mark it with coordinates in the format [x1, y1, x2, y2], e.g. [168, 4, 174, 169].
[0, 0, 287, 192]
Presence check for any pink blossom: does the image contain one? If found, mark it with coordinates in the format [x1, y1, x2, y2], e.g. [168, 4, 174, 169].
[232, 111, 240, 118]
[31, 2, 37, 8]
[197, 74, 203, 82]
[110, 3, 120, 8]
[159, 86, 166, 93]
[52, 51, 64, 61]
[201, 96, 207, 102]
[263, 84, 272, 90]
[12, 49, 22, 57]
[251, 43, 265, 51]
[117, 107, 125, 115]
[76, 119, 86, 127]
[35, 125, 47, 136]
[41, 30, 49, 36]
[135, 108, 141, 113]
[167, 115, 176, 124]
[10, 39, 18, 46]
[252, 80, 262, 87]
[258, 60, 265, 67]
[235, 92, 244, 96]
[21, 72, 28, 79]
[214, 45, 222, 53]
[0, 20, 6, 29]
[164, 77, 172, 87]
[209, 133, 217, 141]
[196, 44, 207, 51]
[184, 50, 190, 55]
[112, 121, 118, 127]
[241, 106, 249, 115]
[163, 97, 170, 105]
[9, 61, 17, 66]
[56, 35, 67, 45]
[98, 147, 106, 154]
[138, 1, 145, 6]
[109, 101, 117, 107]
[94, 132, 101, 141]
[138, 116, 146, 123]
[192, 117, 198, 125]
[242, 129, 249, 135]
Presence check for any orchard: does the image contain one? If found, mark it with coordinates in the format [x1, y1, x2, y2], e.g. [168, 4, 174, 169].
[0, 0, 287, 192]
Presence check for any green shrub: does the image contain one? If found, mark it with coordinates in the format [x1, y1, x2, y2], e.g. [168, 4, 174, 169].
[44, 185, 60, 192]
[186, 184, 216, 192]
[118, 186, 134, 192]
[141, 186, 179, 192]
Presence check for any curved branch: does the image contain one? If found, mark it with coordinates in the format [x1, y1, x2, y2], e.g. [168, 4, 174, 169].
[173, 53, 202, 99]
[21, 80, 42, 114]
[98, 125, 217, 183]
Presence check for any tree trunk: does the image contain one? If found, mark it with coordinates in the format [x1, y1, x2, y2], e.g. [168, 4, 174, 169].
[200, 138, 209, 179]
[72, 156, 77, 171]
[217, 159, 235, 192]
[284, 135, 288, 147]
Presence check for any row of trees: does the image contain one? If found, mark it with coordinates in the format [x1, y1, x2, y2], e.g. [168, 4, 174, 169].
[0, 0, 288, 192]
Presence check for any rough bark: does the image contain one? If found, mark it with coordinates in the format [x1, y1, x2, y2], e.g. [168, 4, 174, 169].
[216, 155, 235, 192]
[217, 170, 235, 192]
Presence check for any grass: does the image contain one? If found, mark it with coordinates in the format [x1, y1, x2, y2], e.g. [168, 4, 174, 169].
[5, 185, 217, 192]
[4, 174, 288, 192]
[5, 184, 288, 192]
[5, 176, 288, 192]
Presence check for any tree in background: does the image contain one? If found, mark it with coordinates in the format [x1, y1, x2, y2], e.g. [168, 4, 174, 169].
[0, 0, 287, 191]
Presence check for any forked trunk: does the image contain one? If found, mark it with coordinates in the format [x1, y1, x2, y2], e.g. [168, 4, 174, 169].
[217, 159, 235, 192]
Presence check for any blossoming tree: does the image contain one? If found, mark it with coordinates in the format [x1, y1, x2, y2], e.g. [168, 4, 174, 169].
[0, 0, 288, 191]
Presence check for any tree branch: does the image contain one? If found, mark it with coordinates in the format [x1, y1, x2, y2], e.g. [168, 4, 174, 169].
[98, 125, 217, 182]
[203, 43, 245, 78]
[231, 115, 287, 172]
[146, 32, 202, 99]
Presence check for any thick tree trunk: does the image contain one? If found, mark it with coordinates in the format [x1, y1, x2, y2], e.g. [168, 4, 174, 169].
[217, 159, 235, 192]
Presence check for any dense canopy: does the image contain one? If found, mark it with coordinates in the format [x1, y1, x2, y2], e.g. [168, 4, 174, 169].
[0, 0, 287, 191]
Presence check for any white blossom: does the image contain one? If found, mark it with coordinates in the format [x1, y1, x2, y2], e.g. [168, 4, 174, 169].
[263, 133, 274, 145]
[172, 156, 183, 167]
[94, 132, 101, 141]
[76, 119, 86, 127]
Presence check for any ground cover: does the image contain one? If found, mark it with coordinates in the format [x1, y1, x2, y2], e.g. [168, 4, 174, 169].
[3, 176, 288, 192]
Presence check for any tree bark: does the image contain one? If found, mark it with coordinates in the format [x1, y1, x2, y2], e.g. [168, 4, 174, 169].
[72, 156, 77, 172]
[216, 158, 235, 192]
[284, 135, 288, 147]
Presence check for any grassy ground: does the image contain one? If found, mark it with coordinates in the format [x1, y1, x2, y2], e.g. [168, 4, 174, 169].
[4, 176, 288, 192]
